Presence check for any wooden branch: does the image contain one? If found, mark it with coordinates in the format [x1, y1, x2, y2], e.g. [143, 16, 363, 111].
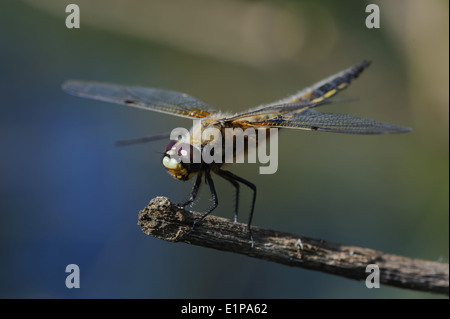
[138, 196, 449, 295]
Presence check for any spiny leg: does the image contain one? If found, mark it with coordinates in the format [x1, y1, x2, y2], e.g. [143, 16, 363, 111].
[179, 172, 202, 208]
[218, 169, 257, 248]
[191, 170, 218, 230]
[217, 170, 240, 222]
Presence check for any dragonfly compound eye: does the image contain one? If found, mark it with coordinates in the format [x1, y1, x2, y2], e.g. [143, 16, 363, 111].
[165, 140, 178, 153]
[162, 142, 201, 181]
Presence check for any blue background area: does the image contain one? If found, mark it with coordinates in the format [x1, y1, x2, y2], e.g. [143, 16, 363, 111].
[0, 1, 448, 298]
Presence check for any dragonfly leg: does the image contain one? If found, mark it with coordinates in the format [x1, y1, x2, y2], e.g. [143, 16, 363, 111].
[217, 169, 256, 248]
[179, 172, 202, 208]
[191, 170, 218, 229]
[217, 170, 240, 222]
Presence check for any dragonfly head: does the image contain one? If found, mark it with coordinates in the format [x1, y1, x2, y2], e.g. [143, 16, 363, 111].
[162, 141, 202, 181]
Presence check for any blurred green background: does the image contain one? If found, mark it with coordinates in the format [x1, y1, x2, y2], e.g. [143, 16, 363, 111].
[0, 0, 448, 298]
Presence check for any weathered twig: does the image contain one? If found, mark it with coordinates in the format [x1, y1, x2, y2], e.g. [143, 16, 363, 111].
[138, 196, 449, 295]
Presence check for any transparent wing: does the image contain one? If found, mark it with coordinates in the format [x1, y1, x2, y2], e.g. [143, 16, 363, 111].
[62, 81, 216, 119]
[266, 60, 371, 107]
[115, 132, 171, 146]
[250, 108, 411, 134]
[226, 60, 371, 123]
[226, 60, 410, 134]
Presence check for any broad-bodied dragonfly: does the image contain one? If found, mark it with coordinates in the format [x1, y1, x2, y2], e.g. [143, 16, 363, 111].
[62, 60, 410, 246]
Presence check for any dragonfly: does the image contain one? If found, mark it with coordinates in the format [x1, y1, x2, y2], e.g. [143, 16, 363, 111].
[62, 60, 411, 247]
